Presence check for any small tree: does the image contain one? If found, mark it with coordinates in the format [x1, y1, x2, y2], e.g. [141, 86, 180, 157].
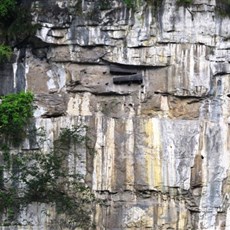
[0, 126, 95, 229]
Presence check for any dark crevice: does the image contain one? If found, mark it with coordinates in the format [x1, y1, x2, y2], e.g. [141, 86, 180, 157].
[41, 113, 65, 118]
[113, 73, 143, 85]
[154, 91, 210, 100]
[92, 91, 130, 96]
[110, 64, 139, 75]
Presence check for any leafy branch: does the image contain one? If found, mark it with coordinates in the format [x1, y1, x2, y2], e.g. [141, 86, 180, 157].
[0, 126, 96, 229]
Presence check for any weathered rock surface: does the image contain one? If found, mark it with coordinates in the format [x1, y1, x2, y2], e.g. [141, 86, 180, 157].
[1, 0, 230, 229]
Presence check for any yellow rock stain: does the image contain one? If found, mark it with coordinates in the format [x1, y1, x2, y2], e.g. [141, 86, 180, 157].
[144, 118, 162, 189]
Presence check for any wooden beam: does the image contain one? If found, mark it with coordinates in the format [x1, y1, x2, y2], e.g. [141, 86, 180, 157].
[113, 73, 143, 84]
[110, 64, 138, 75]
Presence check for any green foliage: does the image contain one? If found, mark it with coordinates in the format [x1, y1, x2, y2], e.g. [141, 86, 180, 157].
[99, 0, 112, 10]
[0, 189, 18, 221]
[123, 0, 135, 8]
[216, 0, 230, 16]
[0, 92, 34, 145]
[1, 144, 10, 169]
[0, 127, 95, 228]
[0, 1, 40, 63]
[0, 167, 4, 188]
[0, 44, 12, 62]
[176, 0, 193, 5]
[6, 7, 41, 44]
[0, 0, 16, 17]
[122, 0, 164, 10]
[58, 126, 86, 147]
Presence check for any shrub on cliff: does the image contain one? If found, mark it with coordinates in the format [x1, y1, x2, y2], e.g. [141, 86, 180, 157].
[0, 92, 34, 144]
[0, 0, 16, 18]
[0, 44, 12, 62]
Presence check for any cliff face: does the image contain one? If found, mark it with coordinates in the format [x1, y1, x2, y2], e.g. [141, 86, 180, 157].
[1, 0, 230, 229]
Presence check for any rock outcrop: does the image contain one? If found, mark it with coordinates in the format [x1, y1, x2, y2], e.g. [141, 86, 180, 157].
[1, 0, 230, 229]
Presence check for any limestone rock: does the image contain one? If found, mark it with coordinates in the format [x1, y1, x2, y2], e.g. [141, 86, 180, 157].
[2, 0, 230, 229]
[35, 93, 67, 118]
